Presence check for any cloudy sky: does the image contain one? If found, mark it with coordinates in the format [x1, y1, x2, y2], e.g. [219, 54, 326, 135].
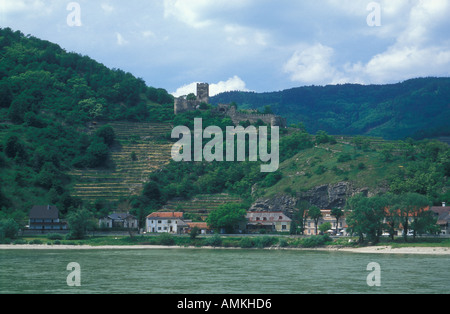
[1, 0, 450, 96]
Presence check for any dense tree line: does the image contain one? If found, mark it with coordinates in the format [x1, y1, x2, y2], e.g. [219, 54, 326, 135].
[211, 77, 450, 140]
[346, 192, 438, 244]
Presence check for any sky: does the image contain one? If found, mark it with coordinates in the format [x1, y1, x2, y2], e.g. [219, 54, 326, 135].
[1, 0, 450, 96]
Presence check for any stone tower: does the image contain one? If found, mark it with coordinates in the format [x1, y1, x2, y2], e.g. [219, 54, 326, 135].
[197, 83, 209, 104]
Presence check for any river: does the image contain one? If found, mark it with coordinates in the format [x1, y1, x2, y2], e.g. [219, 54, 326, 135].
[0, 248, 448, 294]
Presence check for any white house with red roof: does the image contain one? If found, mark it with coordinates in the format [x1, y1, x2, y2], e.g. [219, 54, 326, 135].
[146, 212, 188, 234]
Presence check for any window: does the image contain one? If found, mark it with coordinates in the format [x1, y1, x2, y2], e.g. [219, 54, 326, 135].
[158, 220, 162, 224]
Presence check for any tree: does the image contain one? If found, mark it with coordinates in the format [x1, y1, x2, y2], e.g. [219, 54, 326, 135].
[0, 219, 20, 240]
[397, 193, 431, 241]
[142, 181, 161, 205]
[346, 194, 386, 244]
[292, 200, 309, 235]
[308, 206, 322, 235]
[206, 203, 247, 234]
[331, 207, 344, 235]
[0, 80, 13, 108]
[384, 199, 401, 240]
[190, 226, 200, 239]
[319, 222, 332, 234]
[85, 137, 110, 168]
[66, 208, 95, 239]
[95, 125, 116, 147]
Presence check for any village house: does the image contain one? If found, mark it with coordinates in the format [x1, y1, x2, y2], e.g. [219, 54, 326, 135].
[28, 205, 67, 231]
[185, 222, 211, 235]
[430, 203, 450, 235]
[246, 211, 292, 233]
[146, 212, 189, 234]
[303, 209, 348, 236]
[98, 212, 138, 230]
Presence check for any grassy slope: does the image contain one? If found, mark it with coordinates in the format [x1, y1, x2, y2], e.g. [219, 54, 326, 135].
[256, 136, 404, 199]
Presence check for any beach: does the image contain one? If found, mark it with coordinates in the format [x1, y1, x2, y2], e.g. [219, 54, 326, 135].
[0, 244, 449, 255]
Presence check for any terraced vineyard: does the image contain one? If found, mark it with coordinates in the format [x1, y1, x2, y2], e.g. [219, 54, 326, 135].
[161, 193, 243, 221]
[70, 121, 173, 204]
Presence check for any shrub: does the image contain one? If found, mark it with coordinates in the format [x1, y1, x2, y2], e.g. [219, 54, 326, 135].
[157, 233, 175, 246]
[254, 236, 278, 248]
[47, 233, 64, 240]
[300, 235, 331, 248]
[205, 234, 222, 247]
[28, 239, 43, 245]
[279, 238, 289, 247]
[239, 237, 254, 248]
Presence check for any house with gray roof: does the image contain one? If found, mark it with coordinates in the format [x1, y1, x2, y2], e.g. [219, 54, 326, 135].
[28, 205, 67, 231]
[430, 204, 450, 235]
[99, 212, 138, 230]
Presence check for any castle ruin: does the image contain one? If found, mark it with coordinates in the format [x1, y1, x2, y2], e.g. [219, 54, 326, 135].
[174, 83, 287, 128]
[174, 83, 209, 115]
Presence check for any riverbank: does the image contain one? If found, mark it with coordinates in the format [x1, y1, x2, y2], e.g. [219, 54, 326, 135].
[0, 244, 449, 255]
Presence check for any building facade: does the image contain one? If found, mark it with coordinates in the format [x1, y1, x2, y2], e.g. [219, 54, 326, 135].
[98, 212, 138, 230]
[28, 205, 67, 231]
[303, 209, 348, 236]
[246, 211, 292, 233]
[146, 212, 188, 234]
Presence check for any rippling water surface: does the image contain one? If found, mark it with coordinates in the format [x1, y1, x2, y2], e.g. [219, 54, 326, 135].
[1, 248, 449, 294]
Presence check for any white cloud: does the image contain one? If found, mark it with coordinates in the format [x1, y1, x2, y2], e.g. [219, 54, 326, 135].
[172, 76, 249, 97]
[163, 0, 254, 28]
[116, 33, 128, 46]
[362, 45, 450, 83]
[360, 0, 450, 83]
[101, 3, 115, 14]
[283, 44, 345, 85]
[163, 0, 213, 28]
[224, 24, 268, 47]
[0, 0, 56, 19]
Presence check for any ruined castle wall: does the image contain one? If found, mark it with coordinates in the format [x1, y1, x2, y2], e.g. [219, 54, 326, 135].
[174, 98, 197, 115]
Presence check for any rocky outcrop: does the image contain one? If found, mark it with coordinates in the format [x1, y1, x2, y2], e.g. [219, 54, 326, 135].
[250, 181, 387, 214]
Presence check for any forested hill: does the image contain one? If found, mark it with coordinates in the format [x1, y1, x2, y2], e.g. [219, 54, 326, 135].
[0, 27, 174, 218]
[211, 78, 450, 140]
[0, 27, 174, 124]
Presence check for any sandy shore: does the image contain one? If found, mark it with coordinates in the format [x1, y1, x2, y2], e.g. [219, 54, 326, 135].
[0, 244, 449, 255]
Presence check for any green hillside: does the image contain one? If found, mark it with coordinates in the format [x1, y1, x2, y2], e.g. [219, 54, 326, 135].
[211, 78, 450, 140]
[0, 28, 174, 222]
[0, 28, 449, 232]
[69, 121, 173, 203]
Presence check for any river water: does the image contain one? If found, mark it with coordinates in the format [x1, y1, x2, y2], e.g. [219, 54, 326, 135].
[0, 248, 448, 294]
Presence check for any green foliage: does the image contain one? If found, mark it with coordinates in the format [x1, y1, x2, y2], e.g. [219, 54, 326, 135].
[0, 218, 20, 240]
[204, 234, 223, 247]
[66, 208, 95, 240]
[206, 203, 247, 234]
[0, 28, 174, 218]
[157, 233, 175, 246]
[211, 78, 450, 140]
[299, 235, 331, 248]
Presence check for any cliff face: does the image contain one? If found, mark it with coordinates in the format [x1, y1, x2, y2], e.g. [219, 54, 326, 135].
[250, 181, 387, 214]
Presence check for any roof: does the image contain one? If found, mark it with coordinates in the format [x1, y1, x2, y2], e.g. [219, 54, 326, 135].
[105, 213, 136, 220]
[147, 212, 184, 219]
[29, 205, 59, 219]
[246, 211, 292, 222]
[187, 222, 208, 229]
[430, 206, 450, 225]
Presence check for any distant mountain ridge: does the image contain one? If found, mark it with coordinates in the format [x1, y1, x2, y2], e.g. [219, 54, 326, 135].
[211, 78, 450, 140]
